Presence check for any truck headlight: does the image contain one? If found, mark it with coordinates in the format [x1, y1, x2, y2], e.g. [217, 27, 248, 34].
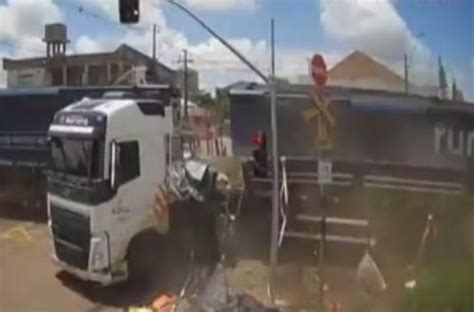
[89, 234, 109, 271]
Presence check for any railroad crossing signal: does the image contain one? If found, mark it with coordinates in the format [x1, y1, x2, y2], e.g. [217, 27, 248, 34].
[303, 91, 335, 150]
[304, 53, 335, 151]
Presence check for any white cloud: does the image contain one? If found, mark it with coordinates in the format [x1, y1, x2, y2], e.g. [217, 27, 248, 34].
[74, 36, 110, 54]
[14, 36, 46, 58]
[0, 0, 62, 41]
[0, 0, 63, 85]
[184, 0, 257, 11]
[320, 0, 442, 88]
[320, 0, 425, 57]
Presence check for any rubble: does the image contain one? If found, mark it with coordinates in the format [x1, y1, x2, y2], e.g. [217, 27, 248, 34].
[128, 265, 277, 312]
[191, 265, 279, 312]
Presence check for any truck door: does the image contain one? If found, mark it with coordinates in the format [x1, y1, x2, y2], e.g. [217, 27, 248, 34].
[110, 140, 144, 246]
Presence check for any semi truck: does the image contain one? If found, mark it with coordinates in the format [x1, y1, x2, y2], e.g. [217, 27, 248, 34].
[47, 95, 178, 284]
[46, 92, 226, 286]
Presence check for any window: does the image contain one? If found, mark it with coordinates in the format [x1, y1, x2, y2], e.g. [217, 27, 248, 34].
[51, 138, 103, 179]
[118, 141, 140, 184]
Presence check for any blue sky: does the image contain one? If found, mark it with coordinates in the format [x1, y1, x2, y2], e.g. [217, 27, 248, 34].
[0, 0, 473, 99]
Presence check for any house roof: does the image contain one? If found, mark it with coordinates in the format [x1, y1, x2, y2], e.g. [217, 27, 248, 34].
[328, 50, 405, 86]
[2, 44, 175, 74]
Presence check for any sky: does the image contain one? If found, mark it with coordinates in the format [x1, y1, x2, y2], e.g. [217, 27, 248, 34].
[0, 0, 473, 100]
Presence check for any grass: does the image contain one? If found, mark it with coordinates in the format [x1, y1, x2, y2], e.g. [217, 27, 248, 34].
[396, 261, 474, 312]
[336, 189, 474, 311]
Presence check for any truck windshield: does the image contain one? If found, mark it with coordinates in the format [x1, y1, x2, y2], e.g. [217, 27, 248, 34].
[50, 137, 102, 179]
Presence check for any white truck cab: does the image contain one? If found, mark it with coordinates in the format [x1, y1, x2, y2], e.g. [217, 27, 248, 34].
[47, 97, 173, 284]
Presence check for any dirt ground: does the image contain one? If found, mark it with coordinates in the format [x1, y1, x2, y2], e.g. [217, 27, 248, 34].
[2, 200, 469, 312]
[0, 202, 389, 312]
[225, 210, 394, 312]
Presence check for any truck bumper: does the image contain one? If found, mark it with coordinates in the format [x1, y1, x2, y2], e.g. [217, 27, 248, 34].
[52, 255, 127, 286]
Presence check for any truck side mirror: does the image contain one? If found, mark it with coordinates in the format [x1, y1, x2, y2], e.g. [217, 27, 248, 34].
[119, 0, 140, 24]
[110, 141, 118, 189]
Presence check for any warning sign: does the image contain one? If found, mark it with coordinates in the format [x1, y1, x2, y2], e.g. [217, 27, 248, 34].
[303, 91, 335, 150]
[318, 160, 333, 184]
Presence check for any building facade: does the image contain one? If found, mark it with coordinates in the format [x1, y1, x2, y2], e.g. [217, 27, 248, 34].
[3, 24, 176, 88]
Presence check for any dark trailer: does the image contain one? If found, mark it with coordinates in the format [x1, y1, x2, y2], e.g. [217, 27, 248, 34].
[0, 85, 178, 207]
[228, 84, 474, 225]
[229, 83, 474, 173]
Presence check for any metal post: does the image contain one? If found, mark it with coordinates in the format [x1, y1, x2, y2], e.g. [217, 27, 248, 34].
[269, 18, 279, 305]
[183, 49, 189, 122]
[318, 173, 325, 311]
[315, 87, 327, 311]
[404, 53, 409, 94]
[152, 23, 157, 61]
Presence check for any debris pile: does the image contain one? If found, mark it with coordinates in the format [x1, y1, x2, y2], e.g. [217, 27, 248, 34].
[130, 158, 273, 311]
[166, 159, 227, 203]
[128, 265, 278, 312]
[195, 265, 277, 312]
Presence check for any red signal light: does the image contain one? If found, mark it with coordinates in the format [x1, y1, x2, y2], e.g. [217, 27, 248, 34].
[252, 131, 266, 148]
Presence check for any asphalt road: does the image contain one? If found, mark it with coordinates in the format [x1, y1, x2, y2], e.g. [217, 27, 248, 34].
[0, 205, 177, 312]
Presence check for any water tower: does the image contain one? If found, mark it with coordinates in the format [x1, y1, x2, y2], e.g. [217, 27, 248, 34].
[43, 23, 69, 58]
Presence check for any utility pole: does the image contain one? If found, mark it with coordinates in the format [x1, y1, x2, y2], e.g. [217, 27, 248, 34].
[404, 53, 409, 94]
[268, 18, 279, 305]
[152, 23, 157, 61]
[183, 49, 189, 122]
[177, 49, 193, 123]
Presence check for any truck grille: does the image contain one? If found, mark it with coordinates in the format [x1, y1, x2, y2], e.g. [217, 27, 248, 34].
[50, 204, 90, 270]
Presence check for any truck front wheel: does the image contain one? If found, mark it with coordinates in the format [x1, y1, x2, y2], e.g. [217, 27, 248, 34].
[127, 231, 165, 287]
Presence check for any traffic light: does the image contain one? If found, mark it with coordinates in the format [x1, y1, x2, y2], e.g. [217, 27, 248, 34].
[119, 0, 140, 24]
[252, 131, 268, 177]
